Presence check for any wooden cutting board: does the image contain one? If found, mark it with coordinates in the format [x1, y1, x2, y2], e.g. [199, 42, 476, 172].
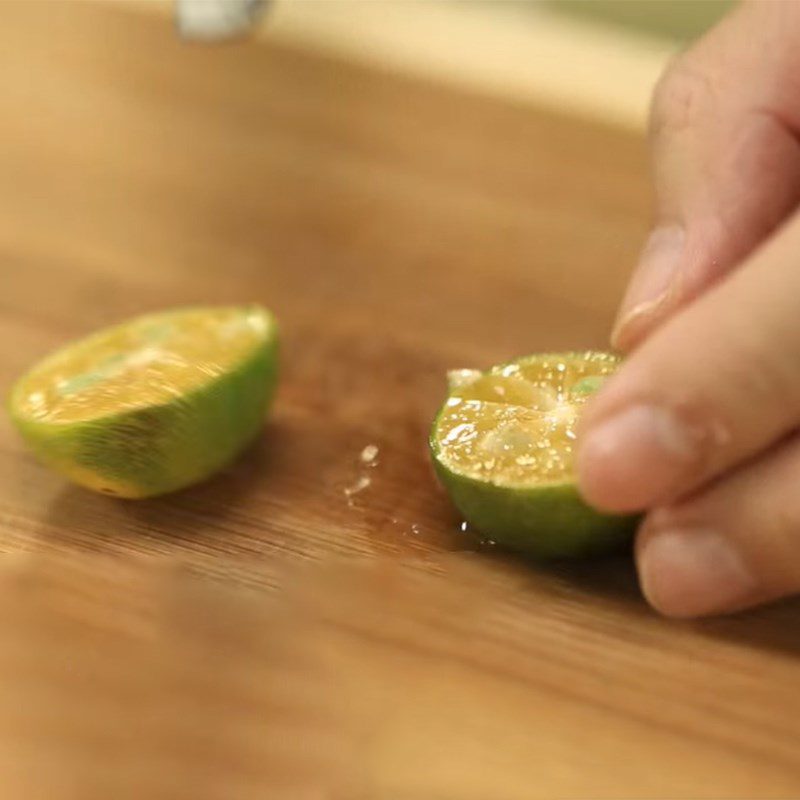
[1, 3, 799, 798]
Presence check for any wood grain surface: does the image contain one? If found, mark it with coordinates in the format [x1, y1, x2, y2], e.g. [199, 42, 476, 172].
[1, 3, 799, 799]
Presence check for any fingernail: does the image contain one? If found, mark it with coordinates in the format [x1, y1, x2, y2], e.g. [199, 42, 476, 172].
[577, 404, 704, 512]
[612, 225, 685, 350]
[639, 529, 757, 617]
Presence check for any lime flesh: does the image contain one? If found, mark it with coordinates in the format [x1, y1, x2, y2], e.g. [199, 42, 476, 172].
[9, 306, 278, 498]
[431, 352, 637, 558]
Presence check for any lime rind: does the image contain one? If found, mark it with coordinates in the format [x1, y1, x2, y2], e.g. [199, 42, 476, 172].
[431, 455, 636, 558]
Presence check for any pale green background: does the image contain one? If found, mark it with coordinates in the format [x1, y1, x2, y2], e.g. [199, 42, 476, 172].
[546, 0, 733, 42]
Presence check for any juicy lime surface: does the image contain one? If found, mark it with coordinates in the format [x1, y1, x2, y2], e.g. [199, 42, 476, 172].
[9, 306, 278, 498]
[431, 352, 637, 558]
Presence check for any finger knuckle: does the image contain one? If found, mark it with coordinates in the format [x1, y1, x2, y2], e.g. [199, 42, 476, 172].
[650, 58, 716, 138]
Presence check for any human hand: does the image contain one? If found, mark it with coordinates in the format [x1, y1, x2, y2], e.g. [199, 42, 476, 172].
[578, 1, 800, 617]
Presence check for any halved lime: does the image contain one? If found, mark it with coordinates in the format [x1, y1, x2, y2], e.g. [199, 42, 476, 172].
[9, 305, 278, 498]
[430, 351, 637, 558]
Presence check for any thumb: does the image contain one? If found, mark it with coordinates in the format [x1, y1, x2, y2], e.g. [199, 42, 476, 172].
[613, 1, 800, 352]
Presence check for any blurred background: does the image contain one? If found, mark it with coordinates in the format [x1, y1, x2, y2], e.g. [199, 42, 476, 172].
[187, 0, 732, 128]
[548, 0, 730, 39]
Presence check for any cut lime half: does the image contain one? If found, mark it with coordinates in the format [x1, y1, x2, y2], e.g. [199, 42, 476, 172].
[431, 351, 637, 558]
[9, 305, 278, 498]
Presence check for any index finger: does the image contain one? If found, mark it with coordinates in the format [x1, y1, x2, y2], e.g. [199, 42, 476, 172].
[578, 211, 800, 513]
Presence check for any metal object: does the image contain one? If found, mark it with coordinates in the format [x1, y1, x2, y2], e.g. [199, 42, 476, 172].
[176, 0, 268, 41]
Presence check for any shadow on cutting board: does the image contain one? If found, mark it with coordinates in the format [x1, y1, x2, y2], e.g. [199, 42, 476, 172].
[36, 418, 800, 663]
[530, 549, 800, 659]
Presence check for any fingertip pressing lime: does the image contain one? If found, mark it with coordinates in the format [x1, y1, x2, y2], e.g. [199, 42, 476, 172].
[9, 305, 278, 498]
[430, 351, 638, 558]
